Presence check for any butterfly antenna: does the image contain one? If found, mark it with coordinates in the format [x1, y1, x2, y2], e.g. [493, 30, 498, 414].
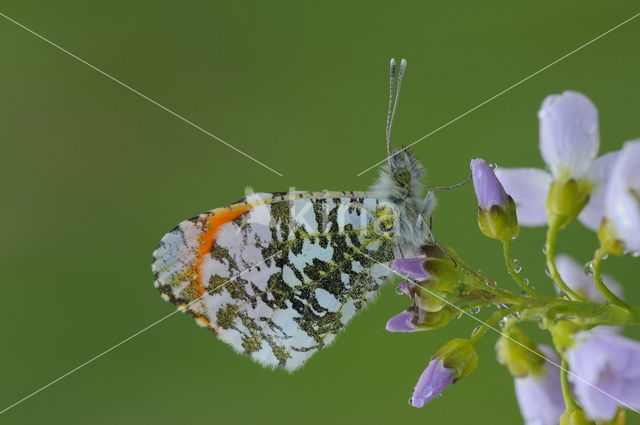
[385, 58, 398, 158]
[386, 59, 407, 160]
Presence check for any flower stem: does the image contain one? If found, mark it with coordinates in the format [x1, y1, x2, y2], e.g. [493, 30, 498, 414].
[560, 359, 579, 411]
[470, 305, 526, 343]
[502, 240, 547, 298]
[545, 218, 581, 300]
[592, 247, 632, 311]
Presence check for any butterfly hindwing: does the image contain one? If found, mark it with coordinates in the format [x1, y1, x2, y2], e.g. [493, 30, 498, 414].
[152, 191, 396, 371]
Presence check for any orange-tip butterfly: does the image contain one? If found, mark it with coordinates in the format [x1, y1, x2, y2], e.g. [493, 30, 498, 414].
[152, 59, 437, 371]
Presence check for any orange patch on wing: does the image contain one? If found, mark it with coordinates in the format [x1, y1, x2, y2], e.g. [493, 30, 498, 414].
[192, 205, 252, 296]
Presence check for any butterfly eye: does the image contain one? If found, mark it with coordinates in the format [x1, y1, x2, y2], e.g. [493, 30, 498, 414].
[393, 168, 411, 187]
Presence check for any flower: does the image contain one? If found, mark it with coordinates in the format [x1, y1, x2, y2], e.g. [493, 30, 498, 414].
[470, 158, 519, 241]
[495, 91, 614, 230]
[602, 139, 640, 253]
[566, 331, 640, 421]
[514, 345, 565, 425]
[556, 254, 623, 303]
[410, 339, 478, 408]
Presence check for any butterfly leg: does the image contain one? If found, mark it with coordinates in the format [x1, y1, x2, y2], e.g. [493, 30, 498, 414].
[417, 175, 471, 265]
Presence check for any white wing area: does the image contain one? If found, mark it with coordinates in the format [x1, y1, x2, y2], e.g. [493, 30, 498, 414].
[152, 192, 395, 371]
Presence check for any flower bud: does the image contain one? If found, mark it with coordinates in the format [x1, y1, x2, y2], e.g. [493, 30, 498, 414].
[471, 159, 519, 241]
[496, 326, 545, 377]
[409, 339, 478, 408]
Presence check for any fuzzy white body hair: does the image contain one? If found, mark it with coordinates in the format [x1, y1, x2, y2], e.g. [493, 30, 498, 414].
[369, 147, 436, 255]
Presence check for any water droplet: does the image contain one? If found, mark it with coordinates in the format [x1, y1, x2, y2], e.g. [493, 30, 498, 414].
[489, 162, 497, 169]
[471, 325, 482, 336]
[395, 287, 405, 295]
[541, 245, 547, 255]
[455, 313, 463, 319]
[497, 303, 508, 310]
[522, 278, 530, 285]
[584, 262, 594, 276]
[511, 259, 522, 273]
[545, 264, 552, 277]
[602, 253, 609, 260]
[486, 280, 497, 288]
[470, 307, 481, 314]
[408, 398, 414, 406]
[499, 318, 508, 327]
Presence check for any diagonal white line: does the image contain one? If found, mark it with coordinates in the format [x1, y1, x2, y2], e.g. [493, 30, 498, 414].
[360, 251, 640, 415]
[0, 11, 283, 177]
[0, 251, 283, 415]
[356, 11, 640, 176]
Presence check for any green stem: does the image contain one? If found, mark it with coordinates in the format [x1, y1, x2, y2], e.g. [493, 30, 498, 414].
[470, 305, 526, 343]
[457, 263, 530, 305]
[502, 240, 547, 298]
[560, 359, 579, 410]
[592, 247, 632, 311]
[545, 218, 581, 300]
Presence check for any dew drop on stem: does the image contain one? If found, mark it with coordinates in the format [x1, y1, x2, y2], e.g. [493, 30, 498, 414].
[584, 261, 594, 276]
[511, 258, 522, 273]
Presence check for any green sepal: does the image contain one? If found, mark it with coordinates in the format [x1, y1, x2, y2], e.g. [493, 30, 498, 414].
[413, 281, 448, 312]
[546, 178, 591, 229]
[496, 326, 545, 377]
[560, 409, 595, 425]
[414, 307, 455, 330]
[598, 219, 626, 256]
[477, 196, 519, 241]
[551, 320, 579, 353]
[435, 338, 479, 380]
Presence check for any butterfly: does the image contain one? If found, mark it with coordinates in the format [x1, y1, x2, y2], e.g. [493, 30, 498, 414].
[152, 59, 438, 371]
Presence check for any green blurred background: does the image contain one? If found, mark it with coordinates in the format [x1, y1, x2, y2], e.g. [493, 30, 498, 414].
[1, 1, 640, 424]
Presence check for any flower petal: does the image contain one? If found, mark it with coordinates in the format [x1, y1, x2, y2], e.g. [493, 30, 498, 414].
[538, 91, 599, 179]
[385, 310, 418, 332]
[604, 140, 640, 252]
[494, 167, 552, 226]
[579, 151, 619, 231]
[556, 254, 599, 301]
[470, 158, 509, 209]
[391, 258, 429, 279]
[567, 331, 640, 421]
[556, 253, 624, 323]
[514, 345, 565, 425]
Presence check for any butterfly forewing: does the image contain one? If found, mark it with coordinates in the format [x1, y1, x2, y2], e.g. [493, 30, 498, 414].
[152, 191, 396, 371]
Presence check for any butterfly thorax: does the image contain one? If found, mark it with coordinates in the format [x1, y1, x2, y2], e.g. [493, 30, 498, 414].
[370, 147, 435, 254]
